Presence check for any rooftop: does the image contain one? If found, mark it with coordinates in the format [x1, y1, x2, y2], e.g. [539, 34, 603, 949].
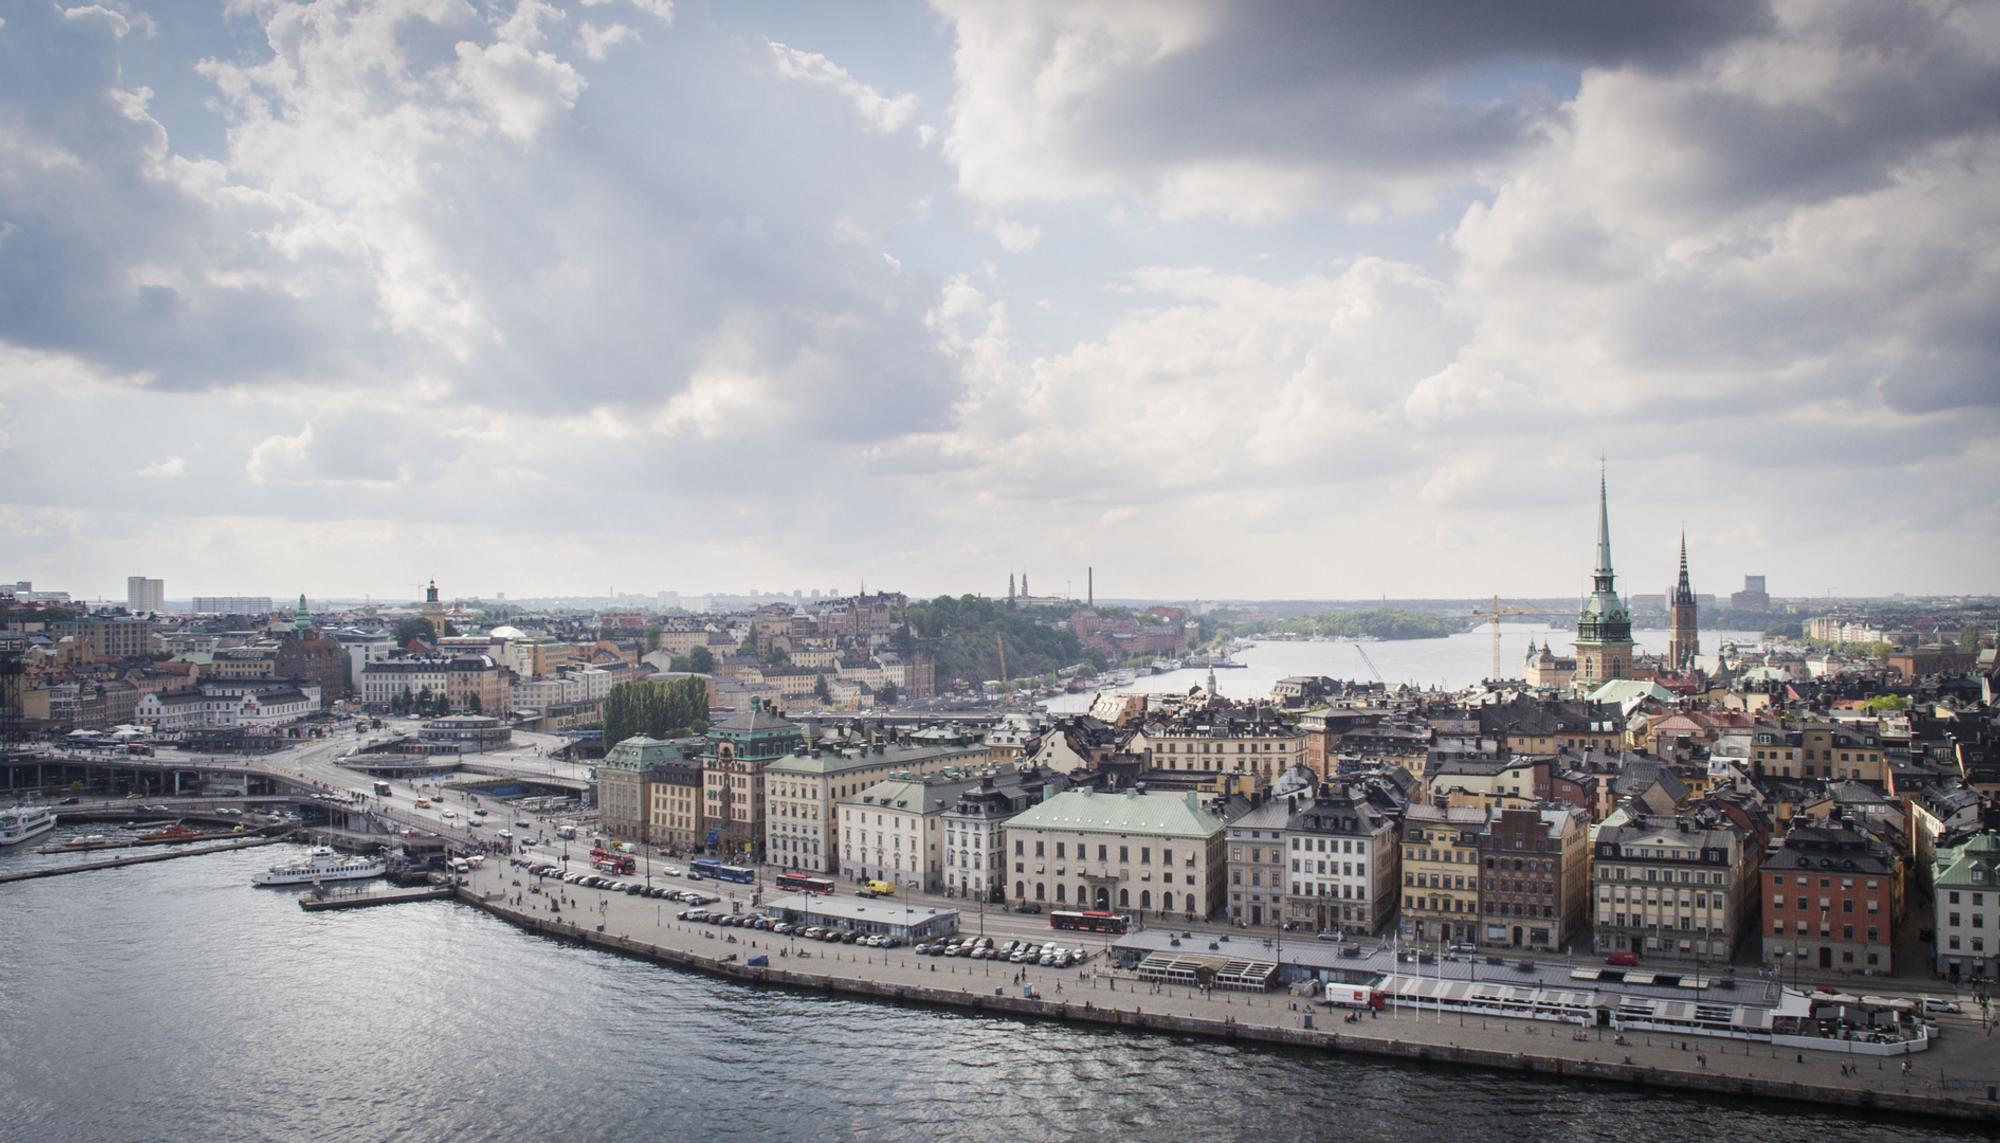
[1005, 788, 1225, 839]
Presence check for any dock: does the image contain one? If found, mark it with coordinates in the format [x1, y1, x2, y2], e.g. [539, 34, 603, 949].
[0, 835, 287, 884]
[298, 883, 454, 911]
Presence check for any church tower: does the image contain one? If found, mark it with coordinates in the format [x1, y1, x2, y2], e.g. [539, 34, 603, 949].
[419, 578, 447, 639]
[1668, 532, 1699, 673]
[1573, 465, 1634, 690]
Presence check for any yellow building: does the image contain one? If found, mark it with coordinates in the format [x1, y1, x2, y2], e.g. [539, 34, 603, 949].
[1401, 804, 1488, 944]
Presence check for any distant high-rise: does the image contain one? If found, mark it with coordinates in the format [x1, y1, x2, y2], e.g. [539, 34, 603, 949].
[1731, 575, 1771, 610]
[1668, 533, 1699, 673]
[126, 576, 164, 614]
[1573, 465, 1634, 689]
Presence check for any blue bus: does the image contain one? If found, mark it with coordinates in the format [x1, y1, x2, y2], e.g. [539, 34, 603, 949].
[691, 858, 755, 884]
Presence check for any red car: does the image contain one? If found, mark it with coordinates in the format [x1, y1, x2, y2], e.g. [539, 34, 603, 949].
[1605, 951, 1639, 967]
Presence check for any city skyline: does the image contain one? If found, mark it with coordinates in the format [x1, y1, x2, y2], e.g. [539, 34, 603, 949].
[4, 2, 1997, 600]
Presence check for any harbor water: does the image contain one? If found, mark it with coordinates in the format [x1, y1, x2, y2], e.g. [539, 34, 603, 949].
[1044, 625, 1766, 712]
[0, 845, 1953, 1141]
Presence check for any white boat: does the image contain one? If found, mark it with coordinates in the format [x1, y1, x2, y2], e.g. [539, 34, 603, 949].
[252, 845, 386, 887]
[0, 804, 57, 847]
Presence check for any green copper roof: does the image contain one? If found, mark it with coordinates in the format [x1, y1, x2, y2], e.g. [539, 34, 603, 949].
[1005, 788, 1224, 839]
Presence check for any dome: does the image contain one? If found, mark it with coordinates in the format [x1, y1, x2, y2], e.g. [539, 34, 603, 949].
[488, 625, 525, 639]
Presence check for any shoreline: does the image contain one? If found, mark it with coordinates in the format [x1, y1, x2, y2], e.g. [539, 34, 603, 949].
[454, 881, 1997, 1127]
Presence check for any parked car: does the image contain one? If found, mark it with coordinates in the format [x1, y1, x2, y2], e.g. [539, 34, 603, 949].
[1014, 903, 1041, 914]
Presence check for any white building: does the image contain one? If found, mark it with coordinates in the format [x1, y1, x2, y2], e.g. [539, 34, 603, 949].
[126, 576, 164, 614]
[359, 657, 450, 708]
[1003, 788, 1228, 920]
[839, 772, 984, 892]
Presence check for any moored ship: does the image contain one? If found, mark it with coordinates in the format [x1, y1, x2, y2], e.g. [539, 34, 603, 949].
[252, 846, 386, 887]
[0, 804, 57, 847]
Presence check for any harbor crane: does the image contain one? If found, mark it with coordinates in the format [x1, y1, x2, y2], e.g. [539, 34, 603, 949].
[1352, 641, 1385, 686]
[1472, 594, 1537, 682]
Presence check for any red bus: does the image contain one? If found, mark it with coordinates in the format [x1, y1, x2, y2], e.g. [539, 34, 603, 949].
[1050, 910, 1130, 934]
[775, 872, 836, 895]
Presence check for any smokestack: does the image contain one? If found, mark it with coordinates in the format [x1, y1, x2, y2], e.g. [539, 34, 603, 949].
[1088, 566, 1093, 607]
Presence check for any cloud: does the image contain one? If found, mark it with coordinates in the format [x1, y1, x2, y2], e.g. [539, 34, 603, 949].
[136, 456, 185, 479]
[932, 0, 1769, 223]
[767, 40, 918, 134]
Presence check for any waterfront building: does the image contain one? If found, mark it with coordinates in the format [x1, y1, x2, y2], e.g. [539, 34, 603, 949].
[1475, 805, 1589, 951]
[1594, 809, 1760, 963]
[646, 756, 706, 852]
[1573, 468, 1634, 689]
[1761, 820, 1900, 974]
[1003, 788, 1227, 920]
[701, 700, 804, 859]
[1400, 804, 1488, 944]
[942, 768, 1062, 903]
[1668, 534, 1699, 674]
[1227, 781, 1399, 935]
[599, 735, 675, 842]
[764, 737, 988, 873]
[838, 772, 988, 892]
[1932, 831, 1999, 982]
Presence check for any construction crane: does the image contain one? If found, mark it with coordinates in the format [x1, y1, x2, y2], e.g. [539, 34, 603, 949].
[995, 633, 1008, 688]
[1471, 594, 1537, 681]
[1352, 641, 1385, 686]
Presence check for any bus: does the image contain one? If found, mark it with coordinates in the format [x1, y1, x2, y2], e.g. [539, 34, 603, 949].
[691, 859, 756, 884]
[775, 872, 836, 895]
[1049, 910, 1130, 935]
[372, 781, 393, 797]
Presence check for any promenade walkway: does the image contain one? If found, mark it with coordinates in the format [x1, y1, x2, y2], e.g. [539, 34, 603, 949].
[462, 861, 1999, 1125]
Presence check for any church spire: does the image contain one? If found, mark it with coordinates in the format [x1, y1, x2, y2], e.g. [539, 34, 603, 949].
[1673, 530, 1694, 604]
[1594, 458, 1614, 582]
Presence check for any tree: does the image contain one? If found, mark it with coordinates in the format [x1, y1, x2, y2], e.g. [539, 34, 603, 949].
[1960, 623, 1984, 653]
[602, 677, 711, 747]
[669, 654, 693, 672]
[877, 682, 899, 705]
[688, 645, 715, 674]
[644, 623, 663, 652]
[392, 618, 433, 645]
[467, 693, 482, 714]
[813, 674, 831, 701]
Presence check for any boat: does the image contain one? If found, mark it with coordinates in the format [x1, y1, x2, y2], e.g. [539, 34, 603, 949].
[252, 846, 386, 887]
[1, 805, 58, 847]
[39, 833, 129, 853]
[137, 823, 205, 843]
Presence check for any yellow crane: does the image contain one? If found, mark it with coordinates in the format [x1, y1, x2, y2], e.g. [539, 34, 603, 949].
[1471, 594, 1537, 681]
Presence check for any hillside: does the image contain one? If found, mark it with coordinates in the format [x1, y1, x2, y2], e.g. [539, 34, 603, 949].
[901, 595, 1086, 683]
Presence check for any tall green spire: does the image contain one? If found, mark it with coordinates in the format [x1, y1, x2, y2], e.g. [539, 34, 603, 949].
[293, 593, 311, 634]
[1594, 458, 1614, 584]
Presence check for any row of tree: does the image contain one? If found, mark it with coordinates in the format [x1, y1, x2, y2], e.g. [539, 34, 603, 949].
[389, 686, 457, 717]
[602, 677, 710, 747]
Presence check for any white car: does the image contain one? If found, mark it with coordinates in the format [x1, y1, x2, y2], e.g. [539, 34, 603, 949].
[440, 808, 457, 819]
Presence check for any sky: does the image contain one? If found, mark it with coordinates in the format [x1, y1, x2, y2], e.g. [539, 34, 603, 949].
[2, 0, 1997, 606]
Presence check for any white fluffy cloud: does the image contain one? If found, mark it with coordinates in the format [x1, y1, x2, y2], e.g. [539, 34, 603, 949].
[1, 0, 1995, 599]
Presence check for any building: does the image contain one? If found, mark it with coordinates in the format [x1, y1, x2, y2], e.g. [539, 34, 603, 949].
[1731, 575, 1770, 610]
[765, 737, 988, 874]
[646, 756, 706, 853]
[359, 657, 449, 709]
[702, 700, 804, 859]
[126, 576, 164, 614]
[1523, 641, 1577, 690]
[417, 713, 512, 753]
[1932, 831, 1999, 982]
[1400, 804, 1488, 944]
[1761, 820, 1900, 974]
[1594, 811, 1759, 964]
[943, 769, 1062, 903]
[1229, 782, 1400, 935]
[134, 681, 318, 734]
[838, 772, 987, 892]
[191, 596, 274, 616]
[61, 616, 155, 660]
[1668, 535, 1698, 673]
[419, 579, 448, 638]
[1475, 805, 1589, 951]
[1003, 788, 1228, 920]
[443, 655, 512, 714]
[1128, 704, 1308, 789]
[1573, 469, 1635, 689]
[598, 735, 684, 843]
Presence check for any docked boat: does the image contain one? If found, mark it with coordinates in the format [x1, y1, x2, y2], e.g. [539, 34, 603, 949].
[40, 833, 129, 853]
[0, 804, 57, 847]
[137, 823, 205, 843]
[252, 845, 386, 887]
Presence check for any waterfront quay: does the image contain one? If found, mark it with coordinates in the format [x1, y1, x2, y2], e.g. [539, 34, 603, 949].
[460, 860, 2000, 1126]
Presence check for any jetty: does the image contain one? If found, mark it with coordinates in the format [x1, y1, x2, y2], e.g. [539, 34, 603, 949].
[457, 861, 1998, 1126]
[299, 883, 454, 912]
[0, 836, 286, 884]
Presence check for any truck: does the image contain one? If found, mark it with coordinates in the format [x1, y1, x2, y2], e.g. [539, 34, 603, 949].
[590, 848, 636, 875]
[372, 781, 393, 797]
[1321, 985, 1385, 1010]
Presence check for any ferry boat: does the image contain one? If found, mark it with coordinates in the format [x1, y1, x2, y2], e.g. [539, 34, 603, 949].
[0, 804, 57, 847]
[40, 833, 129, 853]
[252, 846, 386, 887]
[137, 823, 206, 843]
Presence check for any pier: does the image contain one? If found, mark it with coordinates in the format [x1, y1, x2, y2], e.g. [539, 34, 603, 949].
[0, 836, 286, 884]
[298, 883, 454, 911]
[456, 862, 2000, 1127]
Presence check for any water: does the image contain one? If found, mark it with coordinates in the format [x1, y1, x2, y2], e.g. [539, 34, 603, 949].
[1043, 625, 1765, 712]
[0, 846, 1951, 1141]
